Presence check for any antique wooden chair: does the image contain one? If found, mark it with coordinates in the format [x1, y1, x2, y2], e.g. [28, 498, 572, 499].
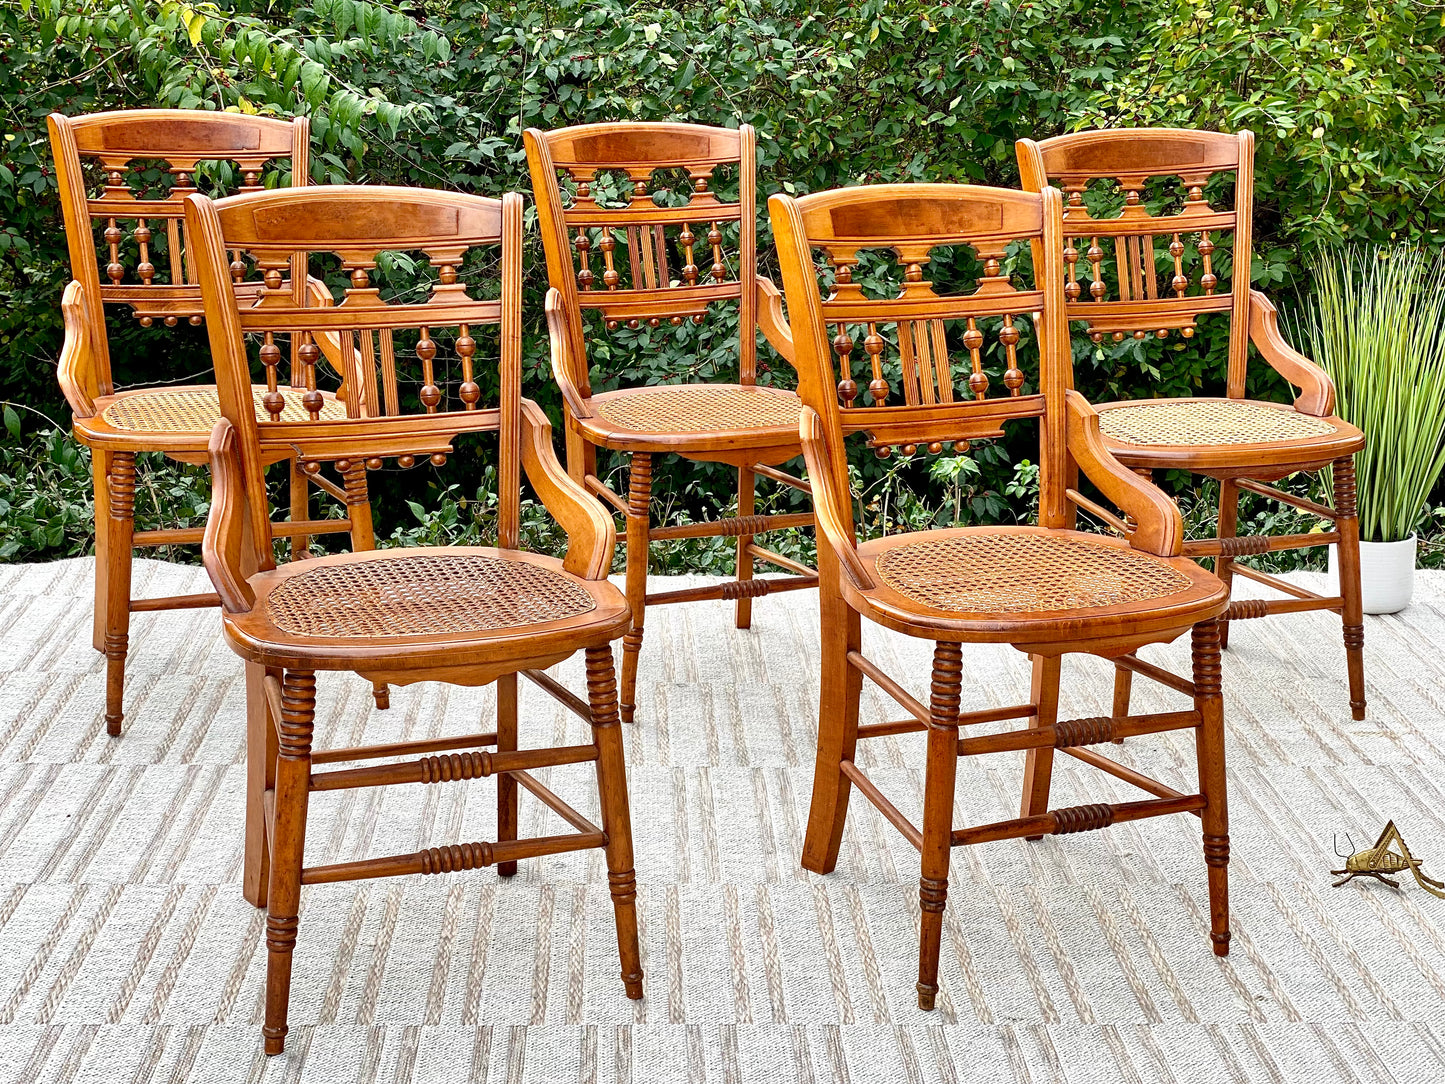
[49, 109, 379, 736]
[184, 185, 643, 1053]
[525, 122, 815, 723]
[770, 182, 1233, 1009]
[1017, 129, 1367, 720]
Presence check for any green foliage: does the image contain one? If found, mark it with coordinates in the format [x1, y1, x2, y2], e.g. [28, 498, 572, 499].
[1299, 247, 1445, 543]
[4, 0, 1445, 570]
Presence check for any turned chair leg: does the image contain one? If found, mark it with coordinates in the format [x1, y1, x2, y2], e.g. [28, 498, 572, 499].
[1333, 457, 1367, 720]
[1192, 620, 1230, 957]
[1215, 479, 1240, 650]
[102, 451, 137, 736]
[263, 670, 316, 1056]
[735, 464, 756, 629]
[495, 672, 519, 878]
[244, 662, 280, 909]
[1020, 654, 1061, 836]
[620, 453, 652, 725]
[918, 641, 962, 1010]
[585, 646, 644, 999]
[801, 577, 862, 875]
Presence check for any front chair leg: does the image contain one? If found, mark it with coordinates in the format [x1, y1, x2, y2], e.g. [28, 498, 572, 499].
[735, 464, 756, 629]
[585, 646, 644, 999]
[620, 453, 652, 724]
[1192, 620, 1231, 957]
[264, 670, 316, 1055]
[918, 642, 962, 1010]
[1333, 457, 1366, 720]
[103, 451, 137, 736]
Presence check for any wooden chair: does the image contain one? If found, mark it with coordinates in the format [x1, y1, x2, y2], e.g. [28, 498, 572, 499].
[769, 182, 1234, 1009]
[184, 185, 643, 1053]
[525, 122, 816, 723]
[48, 109, 377, 736]
[1017, 129, 1367, 720]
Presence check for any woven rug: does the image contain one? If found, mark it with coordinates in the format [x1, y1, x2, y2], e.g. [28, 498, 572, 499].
[1, 557, 1444, 1083]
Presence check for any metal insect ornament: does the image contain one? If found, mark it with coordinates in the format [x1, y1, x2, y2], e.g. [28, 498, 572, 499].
[1332, 820, 1445, 897]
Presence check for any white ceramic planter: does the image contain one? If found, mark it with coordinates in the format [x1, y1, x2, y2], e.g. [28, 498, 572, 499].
[1329, 534, 1417, 615]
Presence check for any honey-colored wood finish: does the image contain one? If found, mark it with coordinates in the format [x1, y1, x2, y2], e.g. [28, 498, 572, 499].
[770, 182, 1233, 1008]
[185, 184, 643, 1053]
[48, 109, 385, 736]
[525, 123, 817, 722]
[1017, 129, 1366, 720]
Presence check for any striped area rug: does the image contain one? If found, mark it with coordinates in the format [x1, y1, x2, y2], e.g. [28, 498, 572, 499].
[1, 557, 1444, 1083]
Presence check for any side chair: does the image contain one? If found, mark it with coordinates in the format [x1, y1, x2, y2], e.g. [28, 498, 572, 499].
[1017, 129, 1367, 720]
[185, 184, 643, 1053]
[525, 122, 816, 723]
[49, 109, 382, 736]
[769, 182, 1233, 1009]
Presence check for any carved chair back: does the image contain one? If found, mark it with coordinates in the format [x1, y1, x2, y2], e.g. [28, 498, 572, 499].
[184, 185, 523, 595]
[524, 122, 759, 399]
[769, 184, 1072, 545]
[49, 110, 310, 403]
[1016, 129, 1254, 397]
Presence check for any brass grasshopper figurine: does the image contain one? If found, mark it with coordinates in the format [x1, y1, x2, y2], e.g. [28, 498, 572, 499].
[1332, 820, 1445, 897]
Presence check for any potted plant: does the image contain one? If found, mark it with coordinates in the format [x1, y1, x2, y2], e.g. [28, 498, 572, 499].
[1302, 246, 1445, 613]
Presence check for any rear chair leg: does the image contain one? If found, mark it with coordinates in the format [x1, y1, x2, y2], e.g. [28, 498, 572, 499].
[1192, 620, 1231, 956]
[264, 670, 316, 1055]
[1333, 457, 1366, 720]
[735, 464, 755, 629]
[495, 672, 519, 878]
[620, 453, 652, 725]
[918, 641, 962, 1010]
[585, 646, 644, 999]
[1020, 653, 1061, 836]
[1216, 479, 1240, 650]
[91, 448, 111, 654]
[1110, 662, 1131, 745]
[801, 574, 862, 875]
[103, 451, 136, 736]
[243, 662, 280, 908]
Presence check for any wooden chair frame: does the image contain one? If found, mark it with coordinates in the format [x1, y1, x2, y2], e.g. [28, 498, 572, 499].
[525, 121, 816, 723]
[1017, 128, 1366, 720]
[186, 184, 643, 1053]
[770, 182, 1233, 1009]
[48, 108, 379, 736]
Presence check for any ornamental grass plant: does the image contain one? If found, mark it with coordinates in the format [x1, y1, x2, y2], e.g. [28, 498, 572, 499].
[1301, 247, 1445, 545]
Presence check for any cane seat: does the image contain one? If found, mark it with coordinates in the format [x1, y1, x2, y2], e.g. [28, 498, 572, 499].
[86, 386, 349, 439]
[582, 383, 803, 450]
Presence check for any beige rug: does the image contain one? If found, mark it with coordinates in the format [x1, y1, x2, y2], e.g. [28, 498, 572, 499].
[1, 557, 1444, 1083]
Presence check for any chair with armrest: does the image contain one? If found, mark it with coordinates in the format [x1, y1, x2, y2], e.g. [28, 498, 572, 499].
[1017, 128, 1366, 721]
[185, 184, 643, 1053]
[770, 181, 1233, 1009]
[525, 122, 815, 723]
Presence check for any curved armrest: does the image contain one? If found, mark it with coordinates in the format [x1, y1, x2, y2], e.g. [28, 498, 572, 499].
[202, 419, 257, 613]
[1249, 290, 1335, 416]
[57, 281, 98, 418]
[544, 288, 594, 419]
[520, 398, 615, 580]
[756, 276, 795, 366]
[1064, 391, 1183, 557]
[800, 407, 874, 591]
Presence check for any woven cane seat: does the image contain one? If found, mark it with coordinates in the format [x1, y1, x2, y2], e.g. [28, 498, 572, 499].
[1097, 398, 1337, 447]
[263, 553, 597, 639]
[100, 387, 349, 433]
[590, 384, 802, 434]
[869, 530, 1196, 616]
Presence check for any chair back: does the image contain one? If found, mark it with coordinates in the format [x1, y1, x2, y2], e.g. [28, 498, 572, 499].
[48, 109, 309, 399]
[185, 185, 523, 577]
[769, 183, 1072, 542]
[1017, 128, 1254, 396]
[524, 122, 759, 397]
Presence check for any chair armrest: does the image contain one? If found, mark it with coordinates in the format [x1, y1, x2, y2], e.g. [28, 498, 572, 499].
[1248, 290, 1335, 416]
[202, 419, 257, 613]
[1064, 390, 1183, 557]
[57, 281, 98, 418]
[544, 288, 594, 419]
[800, 406, 875, 591]
[520, 398, 616, 580]
[756, 276, 795, 366]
